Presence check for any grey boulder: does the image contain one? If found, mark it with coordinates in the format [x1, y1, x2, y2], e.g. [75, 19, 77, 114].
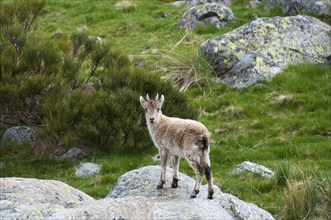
[265, 0, 330, 16]
[0, 177, 93, 219]
[0, 177, 152, 220]
[200, 15, 331, 88]
[1, 126, 35, 146]
[50, 146, 87, 160]
[177, 3, 235, 29]
[108, 165, 275, 220]
[228, 161, 275, 179]
[75, 162, 102, 177]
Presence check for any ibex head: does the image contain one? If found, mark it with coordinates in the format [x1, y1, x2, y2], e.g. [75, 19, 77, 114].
[140, 94, 164, 124]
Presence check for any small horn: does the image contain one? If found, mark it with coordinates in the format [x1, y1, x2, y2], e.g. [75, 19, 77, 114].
[155, 93, 159, 101]
[146, 94, 150, 101]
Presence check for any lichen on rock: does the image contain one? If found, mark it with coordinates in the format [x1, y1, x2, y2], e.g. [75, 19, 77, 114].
[200, 15, 331, 88]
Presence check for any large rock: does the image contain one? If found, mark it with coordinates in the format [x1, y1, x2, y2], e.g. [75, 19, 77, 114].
[200, 15, 331, 88]
[0, 177, 93, 219]
[1, 126, 35, 146]
[265, 0, 330, 16]
[177, 3, 235, 29]
[108, 165, 275, 220]
[0, 177, 152, 219]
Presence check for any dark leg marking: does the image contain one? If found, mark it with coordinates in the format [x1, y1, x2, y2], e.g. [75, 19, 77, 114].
[205, 165, 214, 199]
[156, 180, 165, 189]
[190, 189, 200, 198]
[171, 178, 179, 188]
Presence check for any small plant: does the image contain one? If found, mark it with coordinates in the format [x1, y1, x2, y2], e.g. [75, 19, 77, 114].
[275, 162, 292, 187]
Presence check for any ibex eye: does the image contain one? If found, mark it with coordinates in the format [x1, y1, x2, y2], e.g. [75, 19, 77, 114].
[157, 108, 160, 112]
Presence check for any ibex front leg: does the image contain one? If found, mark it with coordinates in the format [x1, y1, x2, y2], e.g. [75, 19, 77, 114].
[157, 148, 169, 189]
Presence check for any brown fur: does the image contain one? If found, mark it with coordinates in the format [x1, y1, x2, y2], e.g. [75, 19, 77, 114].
[140, 94, 214, 199]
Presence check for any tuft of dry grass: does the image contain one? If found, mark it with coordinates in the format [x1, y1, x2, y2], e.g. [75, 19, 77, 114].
[282, 177, 317, 219]
[157, 29, 215, 92]
[281, 173, 331, 220]
[114, 0, 137, 12]
[160, 51, 212, 92]
[266, 92, 295, 106]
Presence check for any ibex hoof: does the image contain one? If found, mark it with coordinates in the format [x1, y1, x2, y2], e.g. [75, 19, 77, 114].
[208, 189, 214, 199]
[156, 180, 165, 189]
[190, 190, 199, 198]
[171, 178, 179, 188]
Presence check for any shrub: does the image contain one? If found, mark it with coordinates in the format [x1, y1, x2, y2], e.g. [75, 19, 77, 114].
[0, 0, 197, 150]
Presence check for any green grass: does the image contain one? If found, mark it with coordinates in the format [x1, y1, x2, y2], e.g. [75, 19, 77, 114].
[1, 0, 330, 219]
[186, 64, 331, 216]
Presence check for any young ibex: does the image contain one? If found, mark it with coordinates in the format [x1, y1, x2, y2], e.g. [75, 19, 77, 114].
[140, 94, 214, 199]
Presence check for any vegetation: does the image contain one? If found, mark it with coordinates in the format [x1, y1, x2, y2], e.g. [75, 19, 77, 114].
[0, 0, 330, 219]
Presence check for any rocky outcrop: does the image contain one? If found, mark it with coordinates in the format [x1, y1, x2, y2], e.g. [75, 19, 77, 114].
[0, 126, 35, 146]
[228, 161, 275, 179]
[108, 165, 275, 220]
[1, 166, 274, 219]
[177, 3, 235, 29]
[200, 15, 331, 88]
[0, 177, 152, 219]
[75, 162, 102, 177]
[265, 0, 330, 16]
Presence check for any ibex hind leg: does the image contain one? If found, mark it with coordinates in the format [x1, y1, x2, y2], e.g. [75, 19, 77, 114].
[186, 154, 204, 199]
[205, 164, 214, 199]
[190, 163, 203, 198]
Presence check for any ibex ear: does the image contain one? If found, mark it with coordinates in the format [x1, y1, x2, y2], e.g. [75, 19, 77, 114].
[139, 96, 146, 107]
[159, 95, 164, 107]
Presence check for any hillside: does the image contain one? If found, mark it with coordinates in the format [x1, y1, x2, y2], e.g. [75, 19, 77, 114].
[1, 0, 330, 219]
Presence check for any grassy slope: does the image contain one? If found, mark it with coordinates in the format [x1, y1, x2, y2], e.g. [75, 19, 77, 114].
[1, 0, 330, 218]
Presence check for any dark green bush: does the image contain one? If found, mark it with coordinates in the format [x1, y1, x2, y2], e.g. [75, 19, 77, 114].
[0, 0, 197, 150]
